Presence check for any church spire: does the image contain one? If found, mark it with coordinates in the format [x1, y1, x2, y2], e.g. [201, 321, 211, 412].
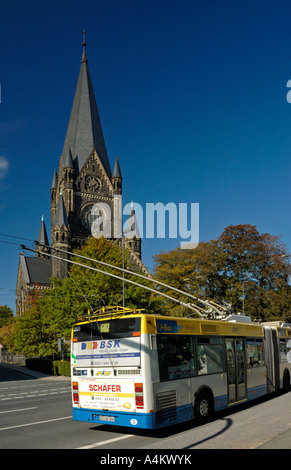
[35, 215, 50, 259]
[61, 33, 112, 177]
[81, 29, 87, 64]
[53, 189, 69, 228]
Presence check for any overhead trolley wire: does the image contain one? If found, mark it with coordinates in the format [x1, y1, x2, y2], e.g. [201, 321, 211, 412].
[21, 244, 206, 316]
[21, 242, 230, 318]
[35, 242, 229, 317]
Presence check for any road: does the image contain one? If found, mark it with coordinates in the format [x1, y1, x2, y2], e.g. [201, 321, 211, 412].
[0, 363, 290, 450]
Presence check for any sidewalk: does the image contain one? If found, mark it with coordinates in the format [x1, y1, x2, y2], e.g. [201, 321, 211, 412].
[258, 427, 291, 449]
[0, 361, 70, 380]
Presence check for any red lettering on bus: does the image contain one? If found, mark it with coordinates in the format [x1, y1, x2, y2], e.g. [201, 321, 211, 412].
[88, 384, 122, 393]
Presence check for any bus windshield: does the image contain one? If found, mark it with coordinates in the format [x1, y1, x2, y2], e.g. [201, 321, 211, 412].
[72, 317, 141, 341]
[71, 317, 141, 369]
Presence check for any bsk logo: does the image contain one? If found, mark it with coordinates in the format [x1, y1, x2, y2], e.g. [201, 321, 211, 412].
[81, 340, 120, 350]
[81, 342, 97, 350]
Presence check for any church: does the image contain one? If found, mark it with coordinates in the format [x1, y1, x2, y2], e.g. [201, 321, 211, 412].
[16, 36, 148, 316]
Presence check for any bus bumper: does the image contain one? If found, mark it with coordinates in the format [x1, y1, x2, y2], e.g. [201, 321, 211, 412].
[72, 403, 194, 430]
[72, 408, 155, 429]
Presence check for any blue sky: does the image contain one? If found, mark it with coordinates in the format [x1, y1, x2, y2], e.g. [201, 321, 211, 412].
[1, 0, 290, 313]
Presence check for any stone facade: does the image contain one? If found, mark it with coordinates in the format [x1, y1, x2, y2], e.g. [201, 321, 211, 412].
[16, 40, 147, 316]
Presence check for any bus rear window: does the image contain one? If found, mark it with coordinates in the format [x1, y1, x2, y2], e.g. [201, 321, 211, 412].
[73, 317, 141, 341]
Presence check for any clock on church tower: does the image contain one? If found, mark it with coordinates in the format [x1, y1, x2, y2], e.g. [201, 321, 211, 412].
[85, 175, 101, 192]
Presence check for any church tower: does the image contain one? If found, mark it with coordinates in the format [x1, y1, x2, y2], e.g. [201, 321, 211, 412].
[50, 35, 141, 278]
[16, 34, 148, 316]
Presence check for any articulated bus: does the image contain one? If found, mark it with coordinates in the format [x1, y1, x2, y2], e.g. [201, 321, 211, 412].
[71, 307, 291, 430]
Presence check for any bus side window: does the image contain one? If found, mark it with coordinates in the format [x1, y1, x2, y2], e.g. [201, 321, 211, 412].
[280, 339, 287, 363]
[157, 334, 195, 381]
[246, 339, 264, 367]
[197, 337, 224, 375]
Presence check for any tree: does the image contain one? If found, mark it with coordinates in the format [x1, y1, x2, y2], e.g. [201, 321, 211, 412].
[154, 225, 291, 321]
[218, 225, 291, 320]
[11, 290, 51, 357]
[0, 305, 13, 328]
[0, 305, 15, 351]
[10, 237, 164, 357]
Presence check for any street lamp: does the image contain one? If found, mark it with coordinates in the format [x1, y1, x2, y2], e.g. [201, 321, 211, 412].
[242, 281, 246, 315]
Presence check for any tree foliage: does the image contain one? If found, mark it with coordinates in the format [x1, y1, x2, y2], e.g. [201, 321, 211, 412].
[8, 237, 163, 357]
[154, 225, 291, 322]
[12, 290, 49, 356]
[0, 305, 15, 350]
[0, 305, 13, 328]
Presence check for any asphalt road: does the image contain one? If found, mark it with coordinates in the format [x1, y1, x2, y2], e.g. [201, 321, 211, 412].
[0, 362, 290, 450]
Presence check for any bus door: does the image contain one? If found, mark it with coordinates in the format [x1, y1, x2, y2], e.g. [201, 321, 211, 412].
[225, 338, 247, 404]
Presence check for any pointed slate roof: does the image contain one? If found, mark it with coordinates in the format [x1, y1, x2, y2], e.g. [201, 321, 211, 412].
[51, 169, 57, 190]
[61, 42, 112, 177]
[19, 253, 52, 285]
[38, 216, 49, 246]
[53, 191, 69, 228]
[62, 147, 74, 169]
[112, 156, 122, 179]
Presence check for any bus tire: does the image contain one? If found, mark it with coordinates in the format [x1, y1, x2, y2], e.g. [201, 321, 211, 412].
[194, 390, 214, 425]
[283, 369, 290, 392]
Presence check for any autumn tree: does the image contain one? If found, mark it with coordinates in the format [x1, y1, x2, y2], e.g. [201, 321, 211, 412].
[154, 225, 291, 322]
[10, 237, 164, 357]
[0, 305, 13, 328]
[11, 290, 50, 356]
[0, 305, 15, 351]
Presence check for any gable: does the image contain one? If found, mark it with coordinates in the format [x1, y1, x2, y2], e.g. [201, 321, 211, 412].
[75, 149, 114, 197]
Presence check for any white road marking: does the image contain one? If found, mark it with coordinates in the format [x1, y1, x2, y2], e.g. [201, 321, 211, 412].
[0, 416, 71, 431]
[77, 433, 134, 449]
[0, 407, 37, 414]
[0, 389, 70, 400]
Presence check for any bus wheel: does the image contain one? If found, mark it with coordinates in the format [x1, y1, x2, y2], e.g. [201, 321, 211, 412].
[194, 391, 214, 425]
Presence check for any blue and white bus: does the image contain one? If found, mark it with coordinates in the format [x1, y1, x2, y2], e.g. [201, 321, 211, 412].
[71, 308, 291, 430]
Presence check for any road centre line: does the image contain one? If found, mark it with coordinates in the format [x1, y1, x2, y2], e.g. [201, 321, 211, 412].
[0, 415, 71, 431]
[0, 389, 69, 398]
[0, 407, 37, 414]
[77, 433, 135, 449]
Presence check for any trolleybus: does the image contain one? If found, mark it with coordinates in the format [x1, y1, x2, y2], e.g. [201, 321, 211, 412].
[71, 307, 291, 430]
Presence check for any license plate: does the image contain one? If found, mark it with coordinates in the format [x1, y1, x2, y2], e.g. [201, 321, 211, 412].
[99, 415, 115, 422]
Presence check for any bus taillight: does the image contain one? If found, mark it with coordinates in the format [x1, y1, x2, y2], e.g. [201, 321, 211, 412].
[72, 381, 79, 404]
[135, 383, 144, 409]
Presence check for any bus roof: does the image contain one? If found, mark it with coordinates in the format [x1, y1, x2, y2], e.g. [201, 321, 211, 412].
[73, 308, 265, 338]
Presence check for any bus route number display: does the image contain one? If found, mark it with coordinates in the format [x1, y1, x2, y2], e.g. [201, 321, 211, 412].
[100, 323, 110, 333]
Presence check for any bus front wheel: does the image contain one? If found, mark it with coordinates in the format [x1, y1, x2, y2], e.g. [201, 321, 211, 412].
[194, 390, 214, 425]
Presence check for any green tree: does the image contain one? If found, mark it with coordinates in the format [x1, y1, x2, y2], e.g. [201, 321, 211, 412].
[11, 237, 164, 357]
[0, 305, 15, 351]
[218, 225, 291, 320]
[12, 290, 50, 356]
[0, 305, 13, 328]
[154, 225, 291, 321]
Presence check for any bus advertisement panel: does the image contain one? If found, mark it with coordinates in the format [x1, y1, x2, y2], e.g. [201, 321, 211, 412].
[77, 379, 135, 412]
[72, 337, 141, 368]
